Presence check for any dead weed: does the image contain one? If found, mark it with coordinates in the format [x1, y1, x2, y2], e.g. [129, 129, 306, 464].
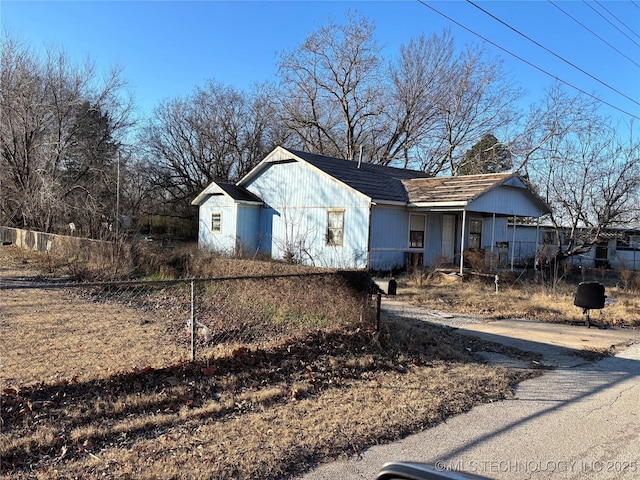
[399, 274, 640, 327]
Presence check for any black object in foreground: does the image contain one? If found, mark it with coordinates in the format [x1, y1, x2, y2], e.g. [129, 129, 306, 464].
[573, 281, 606, 328]
[375, 462, 492, 480]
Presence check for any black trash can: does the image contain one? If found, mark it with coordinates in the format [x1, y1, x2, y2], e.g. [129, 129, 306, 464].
[387, 277, 397, 296]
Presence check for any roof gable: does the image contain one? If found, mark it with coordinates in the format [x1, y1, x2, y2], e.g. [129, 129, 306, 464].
[191, 181, 262, 206]
[196, 147, 550, 217]
[239, 146, 430, 204]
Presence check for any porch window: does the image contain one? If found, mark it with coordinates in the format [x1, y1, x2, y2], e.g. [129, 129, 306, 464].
[543, 231, 555, 244]
[469, 218, 482, 250]
[327, 210, 344, 246]
[409, 214, 426, 248]
[211, 212, 222, 234]
[617, 234, 640, 251]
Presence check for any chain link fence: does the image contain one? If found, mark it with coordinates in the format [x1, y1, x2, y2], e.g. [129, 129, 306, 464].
[0, 271, 376, 387]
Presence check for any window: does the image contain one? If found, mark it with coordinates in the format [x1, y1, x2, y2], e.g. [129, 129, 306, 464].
[211, 212, 222, 234]
[327, 210, 344, 246]
[468, 218, 482, 250]
[617, 234, 640, 251]
[409, 214, 426, 248]
[543, 231, 555, 245]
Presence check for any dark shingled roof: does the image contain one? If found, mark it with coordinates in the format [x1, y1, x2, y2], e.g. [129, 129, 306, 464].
[288, 149, 430, 203]
[215, 182, 263, 203]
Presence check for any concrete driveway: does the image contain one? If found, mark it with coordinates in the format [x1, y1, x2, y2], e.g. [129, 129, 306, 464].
[381, 299, 640, 369]
[297, 299, 640, 480]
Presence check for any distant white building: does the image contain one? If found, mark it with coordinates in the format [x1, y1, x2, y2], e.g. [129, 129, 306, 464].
[507, 224, 640, 271]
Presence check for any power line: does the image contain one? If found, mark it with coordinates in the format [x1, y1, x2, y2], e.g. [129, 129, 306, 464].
[594, 0, 640, 41]
[582, 0, 640, 48]
[466, 0, 640, 109]
[416, 0, 640, 121]
[548, 0, 640, 68]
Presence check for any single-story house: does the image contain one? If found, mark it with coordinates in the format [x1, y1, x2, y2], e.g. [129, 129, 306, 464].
[192, 146, 551, 271]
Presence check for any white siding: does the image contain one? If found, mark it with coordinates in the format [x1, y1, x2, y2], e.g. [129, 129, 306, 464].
[198, 195, 239, 254]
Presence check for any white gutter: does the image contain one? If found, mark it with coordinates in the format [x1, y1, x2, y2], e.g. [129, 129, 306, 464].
[410, 201, 468, 209]
[371, 199, 407, 207]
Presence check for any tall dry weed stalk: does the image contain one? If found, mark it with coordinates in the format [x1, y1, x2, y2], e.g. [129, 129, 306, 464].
[463, 249, 490, 273]
[620, 269, 638, 292]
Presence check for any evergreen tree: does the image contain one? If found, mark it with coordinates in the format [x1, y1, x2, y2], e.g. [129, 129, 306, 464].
[459, 133, 512, 175]
[63, 101, 119, 235]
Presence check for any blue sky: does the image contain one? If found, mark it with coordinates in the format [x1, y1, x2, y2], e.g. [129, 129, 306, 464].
[2, 1, 639, 127]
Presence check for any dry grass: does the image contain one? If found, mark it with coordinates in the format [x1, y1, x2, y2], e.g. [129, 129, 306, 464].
[1, 286, 186, 386]
[0, 245, 536, 479]
[2, 361, 522, 480]
[2, 324, 526, 480]
[400, 271, 640, 327]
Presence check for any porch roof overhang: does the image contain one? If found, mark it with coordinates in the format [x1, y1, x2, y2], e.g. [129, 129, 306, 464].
[408, 201, 467, 210]
[402, 172, 551, 217]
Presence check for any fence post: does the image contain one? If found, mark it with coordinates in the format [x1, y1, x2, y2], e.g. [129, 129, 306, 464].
[190, 280, 196, 362]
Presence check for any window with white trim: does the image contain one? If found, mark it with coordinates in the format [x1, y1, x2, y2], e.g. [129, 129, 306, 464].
[211, 212, 222, 234]
[409, 214, 426, 248]
[327, 210, 344, 246]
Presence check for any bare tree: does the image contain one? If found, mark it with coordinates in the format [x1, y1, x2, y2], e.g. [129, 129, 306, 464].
[523, 86, 640, 262]
[374, 31, 453, 168]
[277, 16, 522, 173]
[511, 84, 599, 173]
[277, 12, 384, 161]
[383, 30, 521, 174]
[435, 47, 522, 176]
[0, 34, 133, 234]
[143, 80, 279, 219]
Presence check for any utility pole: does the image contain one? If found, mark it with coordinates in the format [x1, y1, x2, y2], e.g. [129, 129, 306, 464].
[116, 151, 121, 238]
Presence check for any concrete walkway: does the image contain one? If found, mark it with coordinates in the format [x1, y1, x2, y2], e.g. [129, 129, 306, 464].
[297, 299, 640, 480]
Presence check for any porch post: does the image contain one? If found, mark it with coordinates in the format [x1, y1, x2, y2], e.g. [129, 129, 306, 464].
[510, 214, 516, 270]
[491, 213, 496, 255]
[534, 216, 540, 270]
[460, 210, 467, 276]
